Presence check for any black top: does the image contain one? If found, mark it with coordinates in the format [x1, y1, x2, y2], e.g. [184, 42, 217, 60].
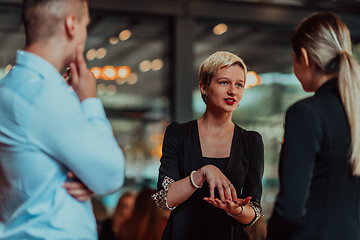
[158, 120, 264, 240]
[267, 78, 360, 240]
[203, 156, 230, 173]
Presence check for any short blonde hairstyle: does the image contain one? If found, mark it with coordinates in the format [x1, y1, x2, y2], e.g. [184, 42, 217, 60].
[198, 51, 247, 102]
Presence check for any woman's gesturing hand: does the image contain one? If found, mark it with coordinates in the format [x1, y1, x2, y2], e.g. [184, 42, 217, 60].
[200, 165, 237, 203]
[203, 196, 252, 215]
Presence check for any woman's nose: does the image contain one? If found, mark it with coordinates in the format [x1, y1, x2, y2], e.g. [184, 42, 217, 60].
[227, 85, 236, 95]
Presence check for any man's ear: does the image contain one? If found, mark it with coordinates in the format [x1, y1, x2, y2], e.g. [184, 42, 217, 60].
[65, 14, 77, 38]
[300, 47, 310, 67]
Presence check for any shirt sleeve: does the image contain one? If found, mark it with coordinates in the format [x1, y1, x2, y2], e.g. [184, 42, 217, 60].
[266, 101, 322, 240]
[27, 84, 125, 195]
[240, 131, 264, 226]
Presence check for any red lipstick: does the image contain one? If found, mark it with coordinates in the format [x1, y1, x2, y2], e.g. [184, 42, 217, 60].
[224, 98, 236, 105]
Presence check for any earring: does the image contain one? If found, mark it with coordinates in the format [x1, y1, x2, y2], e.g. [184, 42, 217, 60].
[204, 93, 207, 103]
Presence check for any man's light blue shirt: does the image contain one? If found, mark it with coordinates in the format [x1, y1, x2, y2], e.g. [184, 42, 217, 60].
[0, 51, 125, 239]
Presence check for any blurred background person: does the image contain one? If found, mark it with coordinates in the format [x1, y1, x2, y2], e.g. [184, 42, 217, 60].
[91, 197, 108, 234]
[120, 187, 168, 240]
[267, 12, 360, 240]
[247, 217, 267, 240]
[99, 192, 137, 240]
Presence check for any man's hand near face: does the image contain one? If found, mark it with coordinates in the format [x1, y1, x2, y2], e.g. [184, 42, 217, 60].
[69, 45, 97, 101]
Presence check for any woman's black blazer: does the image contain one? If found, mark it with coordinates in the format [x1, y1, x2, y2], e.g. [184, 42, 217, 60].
[267, 78, 360, 240]
[157, 120, 264, 240]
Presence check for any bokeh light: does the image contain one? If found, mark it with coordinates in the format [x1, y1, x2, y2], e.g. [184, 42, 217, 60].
[245, 71, 261, 89]
[97, 83, 106, 95]
[109, 36, 119, 45]
[116, 78, 127, 85]
[213, 23, 228, 35]
[127, 73, 138, 85]
[119, 30, 131, 41]
[86, 49, 96, 61]
[102, 66, 117, 80]
[117, 66, 131, 78]
[106, 84, 117, 95]
[96, 48, 107, 59]
[90, 67, 102, 79]
[151, 59, 163, 71]
[139, 60, 151, 72]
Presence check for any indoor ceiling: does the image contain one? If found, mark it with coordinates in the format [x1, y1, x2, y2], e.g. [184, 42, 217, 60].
[0, 0, 360, 114]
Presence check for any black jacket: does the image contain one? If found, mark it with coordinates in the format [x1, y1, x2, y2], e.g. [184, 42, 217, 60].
[158, 120, 264, 240]
[267, 78, 360, 240]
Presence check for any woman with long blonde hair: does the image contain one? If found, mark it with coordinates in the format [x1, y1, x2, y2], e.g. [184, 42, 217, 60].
[267, 12, 360, 240]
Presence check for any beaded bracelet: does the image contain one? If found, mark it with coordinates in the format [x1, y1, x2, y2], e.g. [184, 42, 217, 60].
[226, 206, 244, 218]
[190, 170, 203, 188]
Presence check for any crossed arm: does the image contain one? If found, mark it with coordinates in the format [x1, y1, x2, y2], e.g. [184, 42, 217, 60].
[63, 171, 94, 202]
[57, 45, 124, 200]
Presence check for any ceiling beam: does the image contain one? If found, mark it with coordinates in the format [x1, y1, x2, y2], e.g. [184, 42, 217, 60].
[1, 0, 359, 33]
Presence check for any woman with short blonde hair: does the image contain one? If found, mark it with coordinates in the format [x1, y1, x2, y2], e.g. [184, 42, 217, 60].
[153, 51, 264, 240]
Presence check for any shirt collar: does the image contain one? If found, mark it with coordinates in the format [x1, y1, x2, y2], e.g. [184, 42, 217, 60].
[15, 50, 65, 85]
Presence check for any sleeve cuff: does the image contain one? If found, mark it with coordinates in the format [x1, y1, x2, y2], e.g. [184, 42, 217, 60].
[81, 98, 106, 120]
[152, 176, 177, 210]
[245, 201, 263, 227]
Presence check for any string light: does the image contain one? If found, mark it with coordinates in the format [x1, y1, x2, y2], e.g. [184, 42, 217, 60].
[90, 67, 102, 79]
[109, 36, 119, 45]
[127, 73, 138, 85]
[245, 71, 261, 89]
[139, 60, 151, 72]
[97, 83, 106, 95]
[117, 66, 131, 78]
[96, 48, 107, 59]
[116, 78, 127, 85]
[86, 49, 96, 61]
[102, 66, 117, 80]
[119, 30, 131, 41]
[213, 23, 228, 35]
[151, 59, 163, 71]
[106, 84, 117, 95]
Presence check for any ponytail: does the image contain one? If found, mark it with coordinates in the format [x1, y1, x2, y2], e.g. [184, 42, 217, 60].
[291, 12, 360, 175]
[338, 51, 360, 175]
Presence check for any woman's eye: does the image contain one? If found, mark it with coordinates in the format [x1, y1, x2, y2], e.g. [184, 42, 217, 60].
[236, 83, 243, 88]
[220, 81, 227, 85]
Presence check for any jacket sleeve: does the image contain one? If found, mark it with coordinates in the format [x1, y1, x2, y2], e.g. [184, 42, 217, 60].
[157, 121, 182, 191]
[152, 121, 181, 210]
[241, 131, 264, 226]
[267, 101, 323, 240]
